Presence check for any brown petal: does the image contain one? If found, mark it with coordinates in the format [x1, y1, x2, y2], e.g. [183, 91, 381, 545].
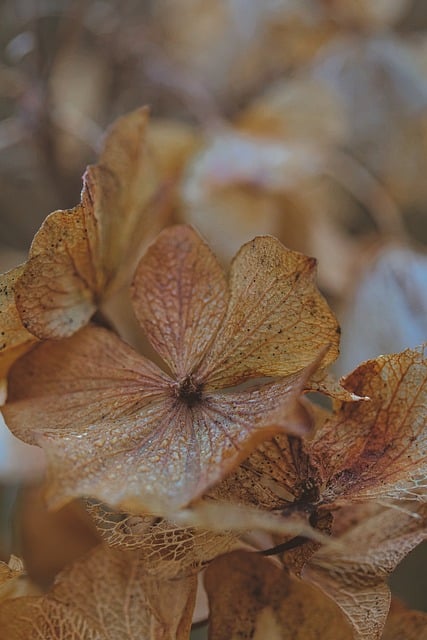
[132, 225, 228, 379]
[2, 325, 177, 512]
[14, 107, 167, 341]
[205, 550, 353, 640]
[309, 345, 427, 505]
[14, 204, 101, 339]
[0, 266, 38, 379]
[383, 600, 427, 640]
[0, 544, 197, 640]
[197, 236, 340, 389]
[85, 500, 241, 580]
[85, 106, 169, 293]
[304, 503, 427, 639]
[214, 432, 315, 509]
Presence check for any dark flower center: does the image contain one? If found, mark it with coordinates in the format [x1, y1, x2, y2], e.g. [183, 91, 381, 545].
[176, 376, 204, 408]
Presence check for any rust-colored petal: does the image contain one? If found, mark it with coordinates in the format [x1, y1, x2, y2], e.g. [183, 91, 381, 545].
[85, 500, 241, 580]
[0, 266, 38, 379]
[0, 544, 197, 639]
[304, 503, 427, 640]
[309, 345, 427, 505]
[197, 235, 340, 389]
[14, 203, 101, 340]
[131, 225, 228, 379]
[383, 600, 427, 640]
[205, 550, 353, 640]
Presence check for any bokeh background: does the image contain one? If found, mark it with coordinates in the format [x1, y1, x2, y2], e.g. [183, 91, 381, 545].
[0, 0, 426, 631]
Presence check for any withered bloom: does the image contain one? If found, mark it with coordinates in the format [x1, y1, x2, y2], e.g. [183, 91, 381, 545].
[2, 225, 339, 515]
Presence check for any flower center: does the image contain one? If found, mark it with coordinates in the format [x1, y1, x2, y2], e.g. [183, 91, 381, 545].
[176, 376, 204, 408]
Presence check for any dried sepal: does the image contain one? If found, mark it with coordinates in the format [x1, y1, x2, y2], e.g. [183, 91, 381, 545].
[197, 235, 339, 388]
[13, 107, 169, 341]
[0, 544, 197, 640]
[85, 500, 242, 580]
[131, 225, 229, 379]
[304, 503, 427, 639]
[205, 550, 353, 640]
[311, 345, 427, 504]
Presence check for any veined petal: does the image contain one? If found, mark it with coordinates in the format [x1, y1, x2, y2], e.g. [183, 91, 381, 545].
[14, 203, 101, 340]
[85, 500, 241, 580]
[131, 225, 228, 379]
[197, 236, 340, 389]
[13, 107, 168, 341]
[304, 503, 427, 640]
[0, 544, 197, 640]
[2, 325, 176, 511]
[309, 345, 427, 505]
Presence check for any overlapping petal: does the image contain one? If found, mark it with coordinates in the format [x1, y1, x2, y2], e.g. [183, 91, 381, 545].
[197, 235, 340, 389]
[205, 550, 353, 640]
[304, 503, 427, 639]
[3, 320, 315, 513]
[13, 107, 168, 341]
[131, 225, 228, 378]
[0, 544, 197, 640]
[311, 345, 427, 504]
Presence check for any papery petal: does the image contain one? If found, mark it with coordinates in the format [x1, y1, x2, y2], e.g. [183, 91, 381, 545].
[85, 107, 169, 292]
[197, 236, 340, 389]
[205, 550, 353, 640]
[0, 266, 38, 378]
[304, 503, 427, 640]
[309, 345, 427, 505]
[165, 371, 314, 507]
[14, 203, 100, 339]
[2, 325, 176, 511]
[85, 500, 242, 580]
[13, 107, 168, 341]
[131, 225, 228, 378]
[0, 544, 197, 640]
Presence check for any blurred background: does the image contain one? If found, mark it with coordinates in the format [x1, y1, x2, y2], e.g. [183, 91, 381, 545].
[0, 0, 426, 630]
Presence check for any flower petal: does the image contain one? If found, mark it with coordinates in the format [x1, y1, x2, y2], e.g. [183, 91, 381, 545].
[14, 204, 100, 339]
[205, 550, 353, 640]
[197, 235, 340, 389]
[85, 500, 241, 580]
[13, 107, 168, 340]
[309, 345, 427, 505]
[304, 503, 427, 640]
[2, 325, 176, 511]
[131, 225, 228, 378]
[0, 544, 197, 640]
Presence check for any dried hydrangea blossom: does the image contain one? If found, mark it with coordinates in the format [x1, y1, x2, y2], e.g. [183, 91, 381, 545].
[2, 225, 339, 515]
